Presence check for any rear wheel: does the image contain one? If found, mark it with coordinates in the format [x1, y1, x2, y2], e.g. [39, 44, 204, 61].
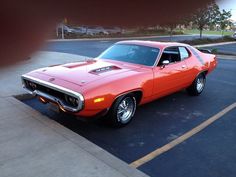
[108, 95, 137, 127]
[187, 73, 206, 96]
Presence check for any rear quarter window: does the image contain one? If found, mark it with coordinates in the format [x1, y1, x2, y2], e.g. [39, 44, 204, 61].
[179, 47, 190, 60]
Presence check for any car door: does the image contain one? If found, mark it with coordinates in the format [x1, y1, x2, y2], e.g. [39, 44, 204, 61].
[152, 46, 191, 98]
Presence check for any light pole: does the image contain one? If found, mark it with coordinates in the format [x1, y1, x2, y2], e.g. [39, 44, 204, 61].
[61, 24, 64, 39]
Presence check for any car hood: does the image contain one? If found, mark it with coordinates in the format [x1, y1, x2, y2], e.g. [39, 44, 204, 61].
[35, 59, 142, 86]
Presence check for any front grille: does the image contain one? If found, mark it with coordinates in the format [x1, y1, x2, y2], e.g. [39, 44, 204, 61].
[23, 79, 79, 108]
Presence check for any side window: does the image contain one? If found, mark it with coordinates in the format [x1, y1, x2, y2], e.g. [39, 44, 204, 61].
[179, 47, 190, 60]
[158, 47, 181, 66]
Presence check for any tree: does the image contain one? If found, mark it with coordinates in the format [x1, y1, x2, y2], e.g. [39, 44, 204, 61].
[163, 23, 178, 41]
[162, 18, 187, 41]
[191, 2, 220, 38]
[217, 9, 232, 37]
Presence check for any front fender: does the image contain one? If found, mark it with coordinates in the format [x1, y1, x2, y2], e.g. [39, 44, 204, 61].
[80, 69, 153, 113]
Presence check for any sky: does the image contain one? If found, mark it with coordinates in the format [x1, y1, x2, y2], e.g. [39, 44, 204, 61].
[217, 0, 236, 21]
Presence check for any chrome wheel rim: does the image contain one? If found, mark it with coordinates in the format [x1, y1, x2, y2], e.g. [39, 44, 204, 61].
[196, 77, 205, 92]
[117, 97, 135, 122]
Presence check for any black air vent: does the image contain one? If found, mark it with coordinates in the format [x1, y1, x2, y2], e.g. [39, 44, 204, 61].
[89, 66, 120, 74]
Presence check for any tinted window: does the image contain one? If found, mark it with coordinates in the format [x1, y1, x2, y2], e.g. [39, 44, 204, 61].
[158, 47, 181, 65]
[97, 44, 160, 66]
[179, 47, 190, 60]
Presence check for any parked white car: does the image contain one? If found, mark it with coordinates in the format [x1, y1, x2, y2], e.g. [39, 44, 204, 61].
[86, 26, 109, 35]
[233, 32, 236, 39]
[104, 27, 123, 34]
[57, 25, 85, 35]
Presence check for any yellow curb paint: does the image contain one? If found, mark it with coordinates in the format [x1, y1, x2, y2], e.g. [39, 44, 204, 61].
[130, 102, 236, 168]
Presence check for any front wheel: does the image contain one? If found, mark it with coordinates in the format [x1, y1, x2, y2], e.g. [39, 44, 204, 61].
[108, 95, 137, 127]
[187, 73, 206, 96]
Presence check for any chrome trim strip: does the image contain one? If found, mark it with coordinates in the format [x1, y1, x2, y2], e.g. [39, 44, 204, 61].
[21, 75, 84, 112]
[153, 48, 163, 67]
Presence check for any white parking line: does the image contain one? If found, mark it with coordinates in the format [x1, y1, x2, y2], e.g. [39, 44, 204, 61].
[130, 102, 236, 168]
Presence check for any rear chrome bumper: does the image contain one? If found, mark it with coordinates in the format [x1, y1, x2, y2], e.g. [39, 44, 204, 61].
[21, 75, 84, 112]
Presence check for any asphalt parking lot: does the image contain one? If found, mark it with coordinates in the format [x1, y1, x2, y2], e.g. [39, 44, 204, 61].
[20, 58, 236, 177]
[43, 34, 220, 57]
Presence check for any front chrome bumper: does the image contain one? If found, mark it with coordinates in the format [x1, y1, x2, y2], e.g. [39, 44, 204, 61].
[21, 75, 84, 112]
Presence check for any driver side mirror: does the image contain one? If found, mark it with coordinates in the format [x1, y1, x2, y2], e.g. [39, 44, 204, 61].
[161, 60, 170, 68]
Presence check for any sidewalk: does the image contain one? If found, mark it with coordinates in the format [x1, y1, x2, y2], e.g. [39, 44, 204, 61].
[0, 52, 148, 177]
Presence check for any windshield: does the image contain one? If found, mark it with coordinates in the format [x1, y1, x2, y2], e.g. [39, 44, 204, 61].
[97, 44, 160, 66]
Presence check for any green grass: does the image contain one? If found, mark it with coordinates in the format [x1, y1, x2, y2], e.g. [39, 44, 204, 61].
[63, 30, 184, 39]
[55, 28, 233, 39]
[180, 36, 235, 46]
[184, 29, 234, 36]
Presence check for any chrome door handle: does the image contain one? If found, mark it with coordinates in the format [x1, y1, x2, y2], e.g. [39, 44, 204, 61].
[182, 65, 186, 68]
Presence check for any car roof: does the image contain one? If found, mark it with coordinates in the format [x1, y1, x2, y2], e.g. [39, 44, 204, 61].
[116, 40, 189, 49]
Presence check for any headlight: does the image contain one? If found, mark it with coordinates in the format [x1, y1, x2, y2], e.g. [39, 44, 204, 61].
[23, 79, 37, 91]
[29, 82, 37, 90]
[64, 95, 79, 107]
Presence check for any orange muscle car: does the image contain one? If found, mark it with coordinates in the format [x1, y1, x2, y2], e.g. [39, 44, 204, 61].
[22, 40, 217, 126]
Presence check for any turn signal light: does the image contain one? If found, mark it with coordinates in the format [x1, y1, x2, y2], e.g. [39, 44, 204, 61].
[94, 97, 105, 103]
[39, 97, 48, 104]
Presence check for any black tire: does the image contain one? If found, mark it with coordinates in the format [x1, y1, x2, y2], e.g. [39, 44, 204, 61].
[108, 94, 137, 127]
[187, 73, 206, 96]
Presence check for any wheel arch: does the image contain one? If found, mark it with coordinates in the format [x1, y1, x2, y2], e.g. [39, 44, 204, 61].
[114, 89, 143, 105]
[197, 69, 208, 78]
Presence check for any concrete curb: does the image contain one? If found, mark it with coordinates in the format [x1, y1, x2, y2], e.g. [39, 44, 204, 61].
[9, 96, 148, 177]
[194, 42, 236, 59]
[194, 41, 236, 48]
[47, 34, 198, 42]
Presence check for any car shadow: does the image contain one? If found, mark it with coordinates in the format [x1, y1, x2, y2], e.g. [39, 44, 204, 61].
[20, 90, 213, 163]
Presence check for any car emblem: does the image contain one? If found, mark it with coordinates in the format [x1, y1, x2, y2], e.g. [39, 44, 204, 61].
[49, 78, 55, 82]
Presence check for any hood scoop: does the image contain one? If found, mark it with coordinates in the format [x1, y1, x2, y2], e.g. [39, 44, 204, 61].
[89, 65, 121, 74]
[63, 60, 96, 69]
